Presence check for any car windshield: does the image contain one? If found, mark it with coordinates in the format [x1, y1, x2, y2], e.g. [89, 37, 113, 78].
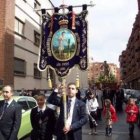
[17, 98, 30, 111]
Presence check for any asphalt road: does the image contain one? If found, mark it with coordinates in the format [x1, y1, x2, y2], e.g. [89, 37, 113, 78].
[23, 106, 140, 140]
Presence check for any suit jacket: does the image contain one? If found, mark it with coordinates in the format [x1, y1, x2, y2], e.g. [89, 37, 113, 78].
[0, 100, 22, 140]
[30, 106, 56, 140]
[56, 98, 88, 140]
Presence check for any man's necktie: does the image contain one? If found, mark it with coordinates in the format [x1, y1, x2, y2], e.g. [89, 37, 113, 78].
[39, 110, 43, 124]
[3, 102, 8, 112]
[39, 110, 43, 117]
[67, 99, 71, 118]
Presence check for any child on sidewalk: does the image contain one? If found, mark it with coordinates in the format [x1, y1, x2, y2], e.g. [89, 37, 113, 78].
[103, 99, 118, 136]
[125, 98, 139, 137]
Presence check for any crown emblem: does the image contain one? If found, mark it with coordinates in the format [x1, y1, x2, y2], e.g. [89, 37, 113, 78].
[59, 19, 69, 26]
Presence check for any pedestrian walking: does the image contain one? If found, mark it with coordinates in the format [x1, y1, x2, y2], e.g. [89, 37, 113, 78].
[115, 87, 124, 112]
[0, 85, 22, 140]
[49, 82, 88, 140]
[103, 99, 118, 137]
[95, 87, 103, 120]
[125, 98, 139, 137]
[86, 91, 98, 135]
[30, 93, 56, 140]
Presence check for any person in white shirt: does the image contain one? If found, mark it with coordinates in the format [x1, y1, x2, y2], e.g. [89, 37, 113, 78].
[86, 90, 99, 135]
[54, 82, 87, 140]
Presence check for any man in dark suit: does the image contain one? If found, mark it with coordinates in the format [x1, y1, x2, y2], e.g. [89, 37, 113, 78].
[51, 82, 88, 140]
[0, 85, 22, 140]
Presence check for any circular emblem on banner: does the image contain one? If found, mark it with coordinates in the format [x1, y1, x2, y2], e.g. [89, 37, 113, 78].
[51, 28, 77, 61]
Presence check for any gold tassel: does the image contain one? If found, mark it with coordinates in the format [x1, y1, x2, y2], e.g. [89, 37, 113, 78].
[48, 69, 52, 89]
[76, 73, 80, 88]
[48, 78, 52, 89]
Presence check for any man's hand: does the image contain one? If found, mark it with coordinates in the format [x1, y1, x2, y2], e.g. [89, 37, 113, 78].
[63, 125, 71, 134]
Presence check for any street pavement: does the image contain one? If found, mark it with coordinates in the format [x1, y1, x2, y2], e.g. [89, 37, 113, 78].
[23, 105, 140, 140]
[82, 108, 140, 140]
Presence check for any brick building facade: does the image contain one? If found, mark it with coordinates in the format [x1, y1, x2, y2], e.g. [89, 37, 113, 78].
[88, 62, 120, 86]
[0, 0, 15, 86]
[119, 0, 140, 89]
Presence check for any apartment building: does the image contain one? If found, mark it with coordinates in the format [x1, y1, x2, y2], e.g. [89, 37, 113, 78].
[119, 0, 140, 89]
[0, 0, 53, 90]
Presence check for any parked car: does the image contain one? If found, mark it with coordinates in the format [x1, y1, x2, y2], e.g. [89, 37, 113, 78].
[123, 89, 140, 103]
[124, 89, 133, 103]
[0, 96, 37, 139]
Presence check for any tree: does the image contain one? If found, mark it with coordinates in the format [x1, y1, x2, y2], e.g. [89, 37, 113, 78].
[97, 73, 116, 84]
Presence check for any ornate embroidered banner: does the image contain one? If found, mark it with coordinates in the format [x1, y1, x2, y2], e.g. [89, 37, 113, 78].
[38, 5, 88, 77]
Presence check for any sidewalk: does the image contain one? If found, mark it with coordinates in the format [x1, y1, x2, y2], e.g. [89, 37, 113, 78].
[82, 110, 140, 140]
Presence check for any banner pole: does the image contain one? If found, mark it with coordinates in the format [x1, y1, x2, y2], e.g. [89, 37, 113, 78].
[61, 77, 68, 140]
[35, 1, 95, 12]
[61, 77, 67, 126]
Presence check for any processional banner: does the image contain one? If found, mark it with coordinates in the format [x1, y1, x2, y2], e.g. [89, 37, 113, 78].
[38, 5, 88, 77]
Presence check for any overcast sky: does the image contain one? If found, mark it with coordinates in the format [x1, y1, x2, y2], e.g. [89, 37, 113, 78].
[49, 0, 138, 67]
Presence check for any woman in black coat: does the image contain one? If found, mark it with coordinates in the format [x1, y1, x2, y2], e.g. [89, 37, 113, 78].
[30, 93, 56, 140]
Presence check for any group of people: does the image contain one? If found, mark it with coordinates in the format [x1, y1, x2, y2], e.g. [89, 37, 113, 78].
[84, 88, 118, 136]
[84, 86, 139, 138]
[0, 84, 139, 140]
[0, 83, 87, 140]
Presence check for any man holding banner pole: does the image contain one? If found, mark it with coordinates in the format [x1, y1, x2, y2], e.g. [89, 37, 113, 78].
[49, 82, 88, 140]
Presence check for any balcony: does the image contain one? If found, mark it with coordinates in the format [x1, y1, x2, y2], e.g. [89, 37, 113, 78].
[134, 40, 140, 49]
[136, 61, 140, 69]
[131, 58, 136, 67]
[135, 50, 140, 61]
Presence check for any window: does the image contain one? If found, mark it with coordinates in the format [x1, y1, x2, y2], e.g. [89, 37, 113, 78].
[15, 18, 24, 35]
[17, 98, 29, 111]
[28, 98, 37, 108]
[34, 31, 40, 46]
[34, 63, 42, 79]
[14, 58, 26, 76]
[34, 0, 41, 9]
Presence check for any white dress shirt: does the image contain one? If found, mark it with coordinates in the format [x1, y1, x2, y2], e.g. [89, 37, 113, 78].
[86, 98, 99, 114]
[37, 105, 46, 113]
[65, 97, 76, 127]
[6, 99, 14, 107]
